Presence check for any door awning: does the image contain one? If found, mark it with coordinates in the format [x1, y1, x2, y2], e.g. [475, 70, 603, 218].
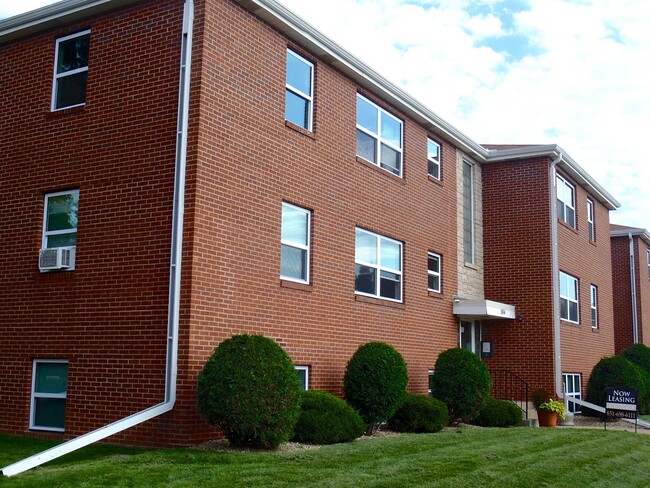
[453, 299, 516, 320]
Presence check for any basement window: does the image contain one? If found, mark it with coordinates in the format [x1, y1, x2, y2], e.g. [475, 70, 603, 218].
[30, 360, 68, 432]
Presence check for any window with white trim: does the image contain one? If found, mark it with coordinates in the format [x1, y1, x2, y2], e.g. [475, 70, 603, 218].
[427, 252, 441, 293]
[427, 138, 441, 180]
[356, 94, 403, 176]
[52, 30, 90, 111]
[462, 161, 474, 264]
[556, 174, 575, 228]
[280, 202, 311, 283]
[295, 365, 309, 391]
[560, 271, 579, 323]
[285, 50, 313, 131]
[42, 189, 79, 270]
[355, 228, 402, 301]
[647, 249, 650, 280]
[563, 372, 582, 413]
[590, 284, 598, 329]
[587, 199, 595, 241]
[31, 360, 68, 431]
[428, 369, 435, 396]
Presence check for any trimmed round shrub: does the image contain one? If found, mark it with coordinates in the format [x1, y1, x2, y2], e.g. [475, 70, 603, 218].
[292, 390, 365, 444]
[430, 348, 492, 423]
[389, 393, 449, 433]
[586, 356, 646, 416]
[621, 343, 650, 373]
[473, 397, 523, 427]
[197, 334, 302, 449]
[344, 342, 408, 433]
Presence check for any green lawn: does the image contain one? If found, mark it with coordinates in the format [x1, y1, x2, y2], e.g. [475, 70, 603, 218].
[1, 428, 649, 487]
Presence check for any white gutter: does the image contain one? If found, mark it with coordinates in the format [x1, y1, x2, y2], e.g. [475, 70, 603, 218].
[629, 233, 639, 344]
[549, 153, 564, 399]
[1, 0, 194, 477]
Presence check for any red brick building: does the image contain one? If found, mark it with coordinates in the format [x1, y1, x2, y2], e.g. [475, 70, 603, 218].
[0, 0, 620, 464]
[611, 225, 650, 353]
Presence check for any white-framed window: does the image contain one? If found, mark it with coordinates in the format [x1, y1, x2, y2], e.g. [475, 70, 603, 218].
[295, 365, 309, 391]
[285, 49, 314, 131]
[460, 320, 481, 355]
[563, 372, 582, 413]
[428, 369, 435, 396]
[280, 202, 311, 283]
[31, 359, 68, 432]
[587, 199, 595, 241]
[462, 161, 474, 264]
[427, 138, 441, 180]
[647, 249, 650, 280]
[42, 189, 79, 271]
[356, 94, 403, 176]
[427, 252, 441, 293]
[556, 174, 575, 228]
[355, 228, 403, 302]
[590, 284, 598, 329]
[560, 271, 579, 323]
[52, 30, 90, 111]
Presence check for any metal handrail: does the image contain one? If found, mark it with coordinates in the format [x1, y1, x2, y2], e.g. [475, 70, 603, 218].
[490, 369, 530, 419]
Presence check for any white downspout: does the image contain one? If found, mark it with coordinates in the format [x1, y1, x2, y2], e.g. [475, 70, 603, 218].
[629, 233, 639, 344]
[549, 152, 564, 400]
[2, 0, 194, 477]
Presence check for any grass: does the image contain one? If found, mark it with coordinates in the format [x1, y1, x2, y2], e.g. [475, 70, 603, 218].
[1, 428, 649, 487]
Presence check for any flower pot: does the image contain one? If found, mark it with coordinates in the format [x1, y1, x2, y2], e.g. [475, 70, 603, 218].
[537, 409, 558, 428]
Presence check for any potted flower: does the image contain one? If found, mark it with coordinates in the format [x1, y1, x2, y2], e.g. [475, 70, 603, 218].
[537, 399, 567, 428]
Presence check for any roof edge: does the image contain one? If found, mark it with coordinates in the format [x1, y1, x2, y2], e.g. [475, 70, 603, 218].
[611, 228, 650, 246]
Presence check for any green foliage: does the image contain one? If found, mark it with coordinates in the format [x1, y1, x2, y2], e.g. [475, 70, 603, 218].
[473, 397, 523, 427]
[430, 348, 492, 423]
[586, 356, 646, 416]
[531, 388, 552, 410]
[620, 343, 650, 373]
[291, 390, 366, 444]
[196, 334, 302, 449]
[538, 400, 566, 419]
[389, 393, 449, 433]
[344, 342, 408, 433]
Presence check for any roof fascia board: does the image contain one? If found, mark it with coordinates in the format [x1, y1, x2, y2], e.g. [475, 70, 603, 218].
[0, 0, 142, 44]
[235, 0, 489, 159]
[611, 228, 650, 246]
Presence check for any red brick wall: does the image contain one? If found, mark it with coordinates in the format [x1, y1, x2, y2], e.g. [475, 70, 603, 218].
[611, 235, 634, 353]
[636, 238, 650, 346]
[0, 0, 184, 445]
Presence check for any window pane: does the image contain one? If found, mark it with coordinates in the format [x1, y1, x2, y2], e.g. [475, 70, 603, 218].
[356, 129, 376, 162]
[560, 298, 568, 319]
[380, 239, 401, 270]
[569, 302, 578, 322]
[380, 112, 401, 147]
[34, 398, 66, 429]
[47, 232, 77, 248]
[427, 139, 440, 161]
[55, 72, 88, 109]
[281, 205, 308, 245]
[296, 368, 308, 391]
[35, 363, 68, 394]
[286, 52, 311, 96]
[428, 159, 439, 179]
[566, 207, 575, 227]
[355, 264, 376, 294]
[285, 90, 309, 128]
[57, 34, 90, 74]
[281, 245, 306, 281]
[355, 230, 377, 264]
[568, 278, 577, 300]
[428, 255, 439, 273]
[357, 96, 378, 133]
[428, 274, 440, 291]
[380, 270, 400, 299]
[47, 193, 78, 232]
[380, 144, 400, 175]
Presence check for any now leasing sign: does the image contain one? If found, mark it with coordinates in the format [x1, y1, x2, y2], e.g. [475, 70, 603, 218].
[606, 387, 638, 419]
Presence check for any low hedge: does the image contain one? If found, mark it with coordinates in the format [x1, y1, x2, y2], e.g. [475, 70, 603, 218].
[389, 393, 449, 433]
[473, 397, 523, 427]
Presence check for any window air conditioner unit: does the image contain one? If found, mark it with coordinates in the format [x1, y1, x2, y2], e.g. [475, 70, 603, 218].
[39, 247, 73, 271]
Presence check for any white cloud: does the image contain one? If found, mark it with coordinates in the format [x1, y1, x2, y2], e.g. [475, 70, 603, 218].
[0, 0, 61, 19]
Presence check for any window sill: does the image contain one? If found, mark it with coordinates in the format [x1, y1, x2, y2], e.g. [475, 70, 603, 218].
[281, 279, 312, 292]
[355, 294, 405, 309]
[591, 327, 600, 333]
[356, 156, 405, 184]
[428, 290, 443, 298]
[285, 120, 315, 139]
[464, 262, 479, 271]
[45, 104, 86, 119]
[427, 175, 443, 186]
[560, 319, 580, 327]
[557, 219, 578, 235]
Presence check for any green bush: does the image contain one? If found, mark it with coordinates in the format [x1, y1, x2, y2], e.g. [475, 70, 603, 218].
[389, 393, 449, 433]
[473, 397, 523, 427]
[635, 366, 650, 415]
[344, 342, 408, 434]
[430, 348, 492, 423]
[196, 334, 302, 449]
[620, 343, 650, 373]
[531, 388, 552, 410]
[585, 356, 646, 416]
[291, 390, 366, 444]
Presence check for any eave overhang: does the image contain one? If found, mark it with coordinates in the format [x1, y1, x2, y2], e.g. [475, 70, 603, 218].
[453, 299, 516, 321]
[611, 227, 650, 247]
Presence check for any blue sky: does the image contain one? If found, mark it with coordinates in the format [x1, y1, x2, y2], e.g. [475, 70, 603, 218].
[2, 0, 649, 231]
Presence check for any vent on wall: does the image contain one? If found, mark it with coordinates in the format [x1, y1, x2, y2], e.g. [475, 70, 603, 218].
[39, 247, 73, 271]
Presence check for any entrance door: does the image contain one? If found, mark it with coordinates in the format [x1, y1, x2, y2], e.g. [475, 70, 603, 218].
[460, 320, 481, 354]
